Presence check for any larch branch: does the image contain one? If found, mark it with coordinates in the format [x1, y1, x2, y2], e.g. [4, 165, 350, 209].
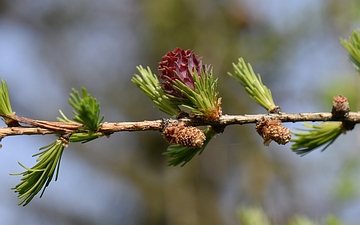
[0, 112, 359, 139]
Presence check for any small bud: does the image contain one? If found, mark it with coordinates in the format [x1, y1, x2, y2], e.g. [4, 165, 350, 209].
[332, 95, 350, 119]
[158, 48, 204, 98]
[256, 119, 291, 146]
[331, 95, 356, 131]
[162, 123, 206, 148]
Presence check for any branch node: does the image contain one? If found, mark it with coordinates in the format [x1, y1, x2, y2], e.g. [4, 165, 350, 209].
[268, 106, 282, 114]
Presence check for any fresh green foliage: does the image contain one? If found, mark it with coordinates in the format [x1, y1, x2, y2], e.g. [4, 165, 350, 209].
[132, 66, 181, 116]
[228, 58, 276, 111]
[172, 66, 221, 118]
[341, 29, 360, 71]
[68, 132, 102, 143]
[68, 87, 104, 133]
[291, 122, 343, 156]
[0, 79, 15, 127]
[57, 109, 75, 123]
[11, 138, 66, 206]
[57, 110, 101, 143]
[163, 126, 218, 166]
[10, 87, 105, 206]
[0, 79, 13, 116]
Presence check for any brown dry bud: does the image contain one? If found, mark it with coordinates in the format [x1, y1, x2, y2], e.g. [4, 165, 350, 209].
[332, 95, 350, 119]
[256, 119, 291, 146]
[162, 123, 206, 148]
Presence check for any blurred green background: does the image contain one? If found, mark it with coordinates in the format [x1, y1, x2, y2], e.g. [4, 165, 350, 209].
[0, 0, 360, 224]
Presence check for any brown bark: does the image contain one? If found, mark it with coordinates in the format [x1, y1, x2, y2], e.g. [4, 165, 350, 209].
[0, 112, 358, 139]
